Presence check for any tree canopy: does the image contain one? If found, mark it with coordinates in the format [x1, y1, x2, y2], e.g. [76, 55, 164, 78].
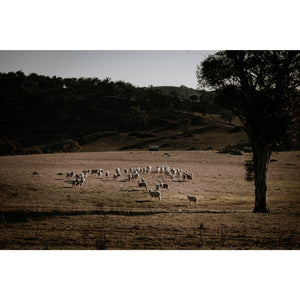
[197, 50, 300, 212]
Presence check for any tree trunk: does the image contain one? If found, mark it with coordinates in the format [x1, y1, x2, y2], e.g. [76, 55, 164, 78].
[252, 144, 271, 213]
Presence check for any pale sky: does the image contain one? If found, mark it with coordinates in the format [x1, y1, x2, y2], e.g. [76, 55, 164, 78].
[0, 50, 216, 89]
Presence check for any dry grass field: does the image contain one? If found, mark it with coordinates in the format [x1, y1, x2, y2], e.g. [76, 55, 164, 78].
[0, 150, 299, 250]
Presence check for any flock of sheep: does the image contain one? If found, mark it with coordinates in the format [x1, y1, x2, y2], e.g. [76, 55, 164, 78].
[65, 165, 198, 204]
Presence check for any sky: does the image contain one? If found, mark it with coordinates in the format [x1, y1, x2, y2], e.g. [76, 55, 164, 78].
[0, 50, 216, 89]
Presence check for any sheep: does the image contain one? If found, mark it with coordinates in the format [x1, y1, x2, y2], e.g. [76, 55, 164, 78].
[186, 173, 193, 180]
[72, 178, 84, 188]
[91, 169, 98, 175]
[75, 173, 85, 181]
[77, 178, 84, 187]
[168, 173, 174, 180]
[116, 168, 120, 174]
[105, 171, 109, 179]
[127, 173, 132, 181]
[113, 173, 120, 180]
[154, 167, 160, 173]
[138, 180, 148, 191]
[132, 172, 139, 180]
[66, 171, 74, 179]
[149, 189, 161, 201]
[158, 181, 169, 191]
[187, 194, 197, 204]
[82, 170, 90, 176]
[162, 183, 170, 191]
[124, 168, 128, 174]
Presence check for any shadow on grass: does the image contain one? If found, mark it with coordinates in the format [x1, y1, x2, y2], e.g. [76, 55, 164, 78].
[0, 209, 256, 224]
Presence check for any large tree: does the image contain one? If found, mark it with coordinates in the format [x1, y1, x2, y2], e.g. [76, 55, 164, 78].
[197, 51, 300, 213]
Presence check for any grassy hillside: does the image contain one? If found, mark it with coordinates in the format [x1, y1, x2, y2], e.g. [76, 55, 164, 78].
[0, 72, 298, 155]
[78, 113, 249, 152]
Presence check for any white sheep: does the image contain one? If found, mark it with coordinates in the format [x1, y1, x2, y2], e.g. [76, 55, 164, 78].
[132, 172, 139, 180]
[138, 180, 148, 191]
[82, 170, 90, 176]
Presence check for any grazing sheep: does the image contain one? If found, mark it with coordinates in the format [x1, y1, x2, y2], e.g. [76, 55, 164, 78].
[149, 189, 161, 201]
[127, 173, 132, 181]
[66, 171, 74, 179]
[138, 180, 148, 191]
[187, 194, 197, 204]
[186, 173, 193, 180]
[132, 172, 139, 180]
[82, 170, 90, 176]
[162, 183, 170, 191]
[154, 167, 160, 173]
[113, 173, 120, 180]
[91, 169, 98, 174]
[105, 171, 109, 179]
[158, 181, 169, 191]
[72, 178, 84, 188]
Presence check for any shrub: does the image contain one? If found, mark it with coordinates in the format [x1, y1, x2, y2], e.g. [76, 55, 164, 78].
[62, 140, 81, 152]
[0, 137, 22, 155]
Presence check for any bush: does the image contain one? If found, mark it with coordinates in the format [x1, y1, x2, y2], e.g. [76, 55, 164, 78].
[0, 137, 22, 155]
[62, 140, 81, 152]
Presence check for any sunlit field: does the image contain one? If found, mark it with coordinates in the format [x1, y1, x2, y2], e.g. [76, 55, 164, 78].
[0, 151, 299, 249]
